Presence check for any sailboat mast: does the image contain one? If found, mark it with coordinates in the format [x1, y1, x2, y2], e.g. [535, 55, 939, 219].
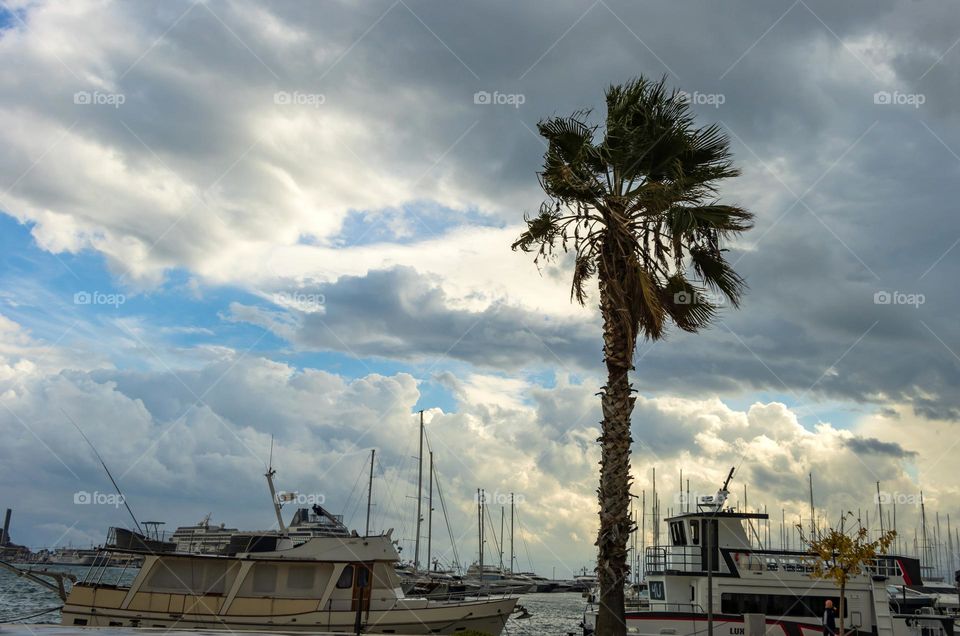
[921, 491, 928, 570]
[427, 451, 434, 571]
[652, 468, 657, 548]
[808, 473, 815, 538]
[478, 489, 484, 575]
[510, 493, 515, 574]
[877, 482, 884, 534]
[948, 515, 954, 580]
[641, 490, 646, 580]
[499, 506, 505, 570]
[365, 449, 375, 536]
[414, 410, 424, 571]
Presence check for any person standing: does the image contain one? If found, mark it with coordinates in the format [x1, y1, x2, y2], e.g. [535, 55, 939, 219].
[823, 599, 837, 636]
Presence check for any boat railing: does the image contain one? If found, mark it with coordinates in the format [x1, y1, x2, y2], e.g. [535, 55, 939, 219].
[646, 601, 707, 614]
[644, 546, 703, 574]
[322, 590, 514, 611]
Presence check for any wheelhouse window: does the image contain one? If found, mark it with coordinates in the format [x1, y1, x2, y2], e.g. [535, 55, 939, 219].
[690, 520, 700, 545]
[670, 521, 687, 546]
[356, 565, 370, 588]
[336, 565, 354, 589]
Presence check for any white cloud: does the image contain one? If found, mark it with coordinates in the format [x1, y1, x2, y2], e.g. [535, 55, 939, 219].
[0, 313, 944, 574]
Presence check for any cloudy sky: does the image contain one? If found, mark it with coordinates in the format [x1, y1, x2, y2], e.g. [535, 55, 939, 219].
[2, 0, 960, 577]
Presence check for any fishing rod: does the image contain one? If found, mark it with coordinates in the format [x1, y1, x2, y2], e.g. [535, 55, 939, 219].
[61, 408, 143, 535]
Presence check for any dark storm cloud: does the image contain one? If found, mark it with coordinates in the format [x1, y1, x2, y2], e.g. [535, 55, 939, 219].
[845, 437, 916, 458]
[249, 266, 602, 371]
[6, 0, 960, 419]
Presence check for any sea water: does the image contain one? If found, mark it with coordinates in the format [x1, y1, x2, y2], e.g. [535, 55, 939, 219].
[0, 567, 587, 635]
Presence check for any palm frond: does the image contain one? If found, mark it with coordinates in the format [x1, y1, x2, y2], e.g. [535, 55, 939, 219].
[515, 74, 753, 342]
[690, 247, 748, 307]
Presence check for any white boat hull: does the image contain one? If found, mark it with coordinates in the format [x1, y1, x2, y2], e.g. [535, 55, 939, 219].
[62, 588, 515, 635]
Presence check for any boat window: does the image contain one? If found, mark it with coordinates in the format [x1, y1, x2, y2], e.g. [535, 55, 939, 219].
[356, 566, 370, 588]
[200, 561, 228, 594]
[336, 565, 354, 589]
[252, 564, 277, 594]
[145, 559, 215, 594]
[721, 593, 847, 618]
[288, 565, 315, 590]
[670, 521, 687, 546]
[690, 521, 700, 545]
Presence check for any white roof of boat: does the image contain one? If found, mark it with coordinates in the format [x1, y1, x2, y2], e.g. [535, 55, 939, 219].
[246, 532, 399, 562]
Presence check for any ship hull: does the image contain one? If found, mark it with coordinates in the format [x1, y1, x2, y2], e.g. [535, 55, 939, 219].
[583, 612, 864, 636]
[62, 586, 515, 635]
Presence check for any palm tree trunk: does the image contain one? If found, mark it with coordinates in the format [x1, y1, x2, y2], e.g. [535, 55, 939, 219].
[595, 272, 637, 636]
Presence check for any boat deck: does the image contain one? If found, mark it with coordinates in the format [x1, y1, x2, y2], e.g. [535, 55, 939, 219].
[1, 626, 427, 636]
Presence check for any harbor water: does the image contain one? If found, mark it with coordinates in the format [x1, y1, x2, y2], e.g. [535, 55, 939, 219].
[0, 567, 587, 635]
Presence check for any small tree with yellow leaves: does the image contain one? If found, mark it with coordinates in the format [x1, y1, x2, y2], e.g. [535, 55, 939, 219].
[799, 513, 896, 636]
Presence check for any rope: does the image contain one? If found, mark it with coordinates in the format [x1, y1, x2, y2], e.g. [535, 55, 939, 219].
[515, 506, 535, 572]
[2, 605, 63, 622]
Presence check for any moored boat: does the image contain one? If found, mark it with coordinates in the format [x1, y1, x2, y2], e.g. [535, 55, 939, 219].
[62, 531, 516, 634]
[582, 474, 955, 636]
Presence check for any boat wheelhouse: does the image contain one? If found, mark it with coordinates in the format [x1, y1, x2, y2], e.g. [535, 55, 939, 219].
[62, 532, 516, 635]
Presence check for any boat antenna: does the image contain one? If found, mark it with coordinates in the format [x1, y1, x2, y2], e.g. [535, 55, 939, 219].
[61, 408, 143, 535]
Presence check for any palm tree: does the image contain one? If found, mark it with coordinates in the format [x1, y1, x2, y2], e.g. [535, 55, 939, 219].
[512, 76, 754, 636]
